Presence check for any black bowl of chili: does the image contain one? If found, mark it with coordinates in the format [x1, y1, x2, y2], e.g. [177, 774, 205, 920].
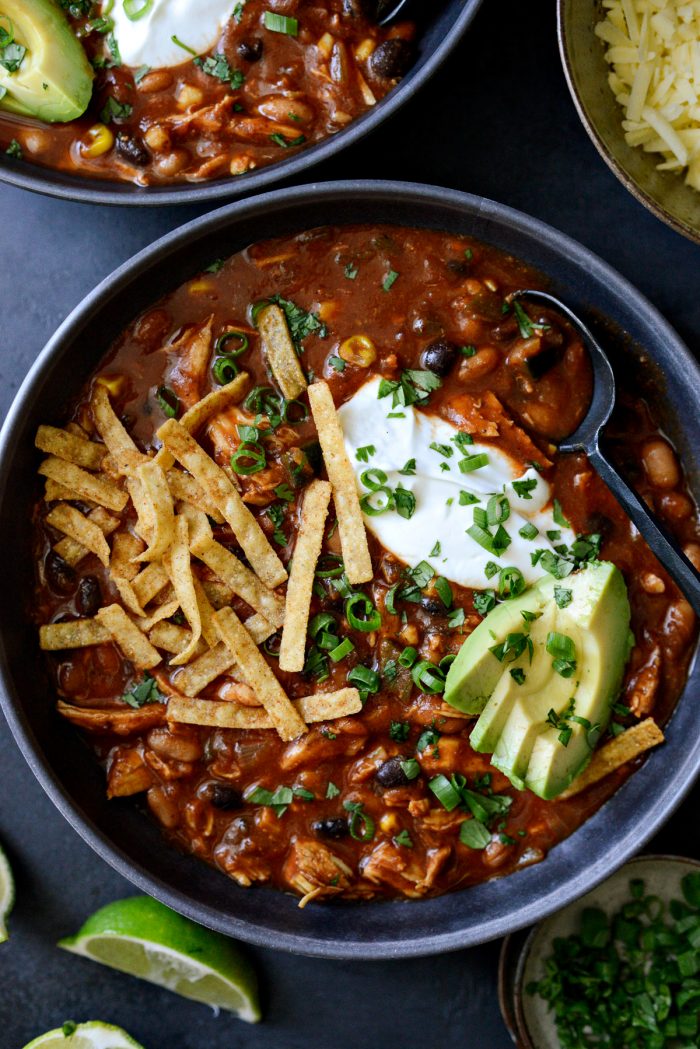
[1, 180, 700, 959]
[0, 0, 482, 207]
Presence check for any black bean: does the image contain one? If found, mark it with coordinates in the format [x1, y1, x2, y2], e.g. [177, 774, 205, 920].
[76, 575, 102, 617]
[207, 784, 243, 810]
[238, 38, 263, 62]
[447, 258, 470, 276]
[490, 317, 519, 341]
[369, 39, 414, 79]
[421, 338, 458, 377]
[313, 817, 349, 839]
[343, 0, 377, 16]
[115, 132, 150, 167]
[45, 551, 76, 594]
[420, 596, 444, 615]
[375, 756, 411, 787]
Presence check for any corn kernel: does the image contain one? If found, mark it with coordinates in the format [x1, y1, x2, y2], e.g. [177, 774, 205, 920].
[380, 813, 399, 834]
[317, 300, 338, 323]
[483, 278, 499, 292]
[355, 38, 376, 62]
[188, 278, 216, 294]
[96, 375, 125, 396]
[317, 32, 334, 59]
[80, 123, 114, 159]
[339, 334, 377, 367]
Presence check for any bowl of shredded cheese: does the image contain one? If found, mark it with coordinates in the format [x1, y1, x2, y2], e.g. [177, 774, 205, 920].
[558, 0, 700, 245]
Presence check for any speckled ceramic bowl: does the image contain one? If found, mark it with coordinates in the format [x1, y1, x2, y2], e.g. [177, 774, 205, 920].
[558, 0, 700, 245]
[499, 854, 700, 1048]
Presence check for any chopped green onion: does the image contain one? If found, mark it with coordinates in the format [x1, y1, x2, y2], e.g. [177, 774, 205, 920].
[329, 637, 354, 662]
[411, 659, 446, 695]
[459, 453, 489, 474]
[429, 774, 462, 811]
[263, 10, 298, 34]
[124, 0, 153, 20]
[156, 386, 179, 418]
[230, 442, 266, 475]
[345, 593, 382, 632]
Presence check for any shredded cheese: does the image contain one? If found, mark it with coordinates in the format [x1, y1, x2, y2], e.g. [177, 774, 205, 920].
[596, 0, 700, 190]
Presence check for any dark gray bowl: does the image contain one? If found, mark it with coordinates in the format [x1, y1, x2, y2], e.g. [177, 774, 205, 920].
[1, 181, 699, 959]
[0, 0, 481, 207]
[558, 0, 700, 245]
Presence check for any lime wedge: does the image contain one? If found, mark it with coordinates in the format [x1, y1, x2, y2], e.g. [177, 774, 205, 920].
[23, 1020, 144, 1049]
[58, 896, 260, 1022]
[0, 841, 15, 943]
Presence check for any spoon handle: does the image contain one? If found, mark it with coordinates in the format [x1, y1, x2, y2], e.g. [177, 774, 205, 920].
[588, 445, 700, 615]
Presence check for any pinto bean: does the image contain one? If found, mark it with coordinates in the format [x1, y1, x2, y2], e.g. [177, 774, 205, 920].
[257, 97, 314, 125]
[683, 542, 700, 571]
[147, 727, 202, 763]
[658, 491, 693, 522]
[642, 439, 680, 490]
[457, 346, 499, 383]
[153, 150, 190, 178]
[137, 69, 173, 93]
[662, 598, 696, 657]
[147, 786, 180, 829]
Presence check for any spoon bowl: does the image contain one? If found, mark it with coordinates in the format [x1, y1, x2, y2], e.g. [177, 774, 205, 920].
[515, 289, 700, 615]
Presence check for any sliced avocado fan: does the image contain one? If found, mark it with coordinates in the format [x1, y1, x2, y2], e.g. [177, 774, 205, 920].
[0, 0, 93, 123]
[444, 562, 633, 799]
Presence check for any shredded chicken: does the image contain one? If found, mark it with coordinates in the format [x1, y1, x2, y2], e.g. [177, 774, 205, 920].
[107, 747, 153, 798]
[57, 700, 166, 735]
[282, 838, 353, 904]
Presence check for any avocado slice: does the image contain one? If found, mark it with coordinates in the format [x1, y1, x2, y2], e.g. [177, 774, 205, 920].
[0, 0, 93, 123]
[444, 562, 633, 799]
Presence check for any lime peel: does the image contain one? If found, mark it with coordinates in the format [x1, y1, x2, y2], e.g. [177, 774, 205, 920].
[0, 842, 15, 943]
[58, 896, 260, 1022]
[22, 1020, 144, 1049]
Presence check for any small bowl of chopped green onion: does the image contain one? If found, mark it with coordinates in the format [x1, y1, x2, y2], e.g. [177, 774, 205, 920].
[557, 0, 700, 245]
[499, 854, 700, 1048]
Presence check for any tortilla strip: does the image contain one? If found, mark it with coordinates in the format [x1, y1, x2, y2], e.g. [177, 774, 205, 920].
[35, 425, 105, 471]
[39, 618, 110, 650]
[166, 469, 224, 523]
[46, 503, 111, 567]
[200, 578, 235, 609]
[171, 610, 275, 694]
[157, 418, 286, 588]
[167, 687, 361, 730]
[193, 576, 220, 648]
[191, 535, 285, 628]
[154, 372, 250, 472]
[307, 381, 372, 584]
[112, 575, 146, 617]
[162, 516, 201, 666]
[132, 562, 170, 607]
[110, 531, 145, 582]
[560, 718, 665, 799]
[279, 479, 332, 672]
[257, 303, 308, 400]
[179, 504, 213, 550]
[149, 621, 207, 657]
[136, 598, 182, 633]
[39, 457, 127, 512]
[54, 507, 121, 567]
[95, 604, 161, 670]
[91, 383, 149, 475]
[44, 478, 86, 503]
[135, 461, 175, 562]
[213, 606, 306, 740]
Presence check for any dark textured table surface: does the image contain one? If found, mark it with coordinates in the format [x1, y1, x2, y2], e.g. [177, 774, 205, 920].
[1, 2, 699, 1047]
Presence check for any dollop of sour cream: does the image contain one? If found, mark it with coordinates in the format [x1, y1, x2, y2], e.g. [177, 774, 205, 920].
[108, 0, 233, 69]
[338, 378, 574, 590]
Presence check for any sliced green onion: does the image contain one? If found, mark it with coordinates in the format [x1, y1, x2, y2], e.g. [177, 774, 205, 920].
[309, 612, 336, 638]
[124, 0, 153, 20]
[329, 637, 354, 662]
[212, 356, 240, 385]
[345, 593, 381, 632]
[459, 453, 489, 474]
[215, 330, 249, 356]
[467, 523, 496, 554]
[263, 633, 281, 657]
[315, 554, 344, 579]
[347, 664, 380, 693]
[343, 800, 375, 841]
[398, 646, 417, 668]
[429, 774, 462, 811]
[281, 398, 309, 424]
[411, 659, 446, 694]
[459, 820, 491, 849]
[156, 386, 179, 418]
[360, 487, 394, 516]
[230, 442, 266, 475]
[361, 467, 389, 491]
[434, 576, 453, 608]
[498, 567, 525, 599]
[263, 10, 298, 34]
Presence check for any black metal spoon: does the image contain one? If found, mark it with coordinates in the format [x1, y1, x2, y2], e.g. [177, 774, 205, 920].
[513, 289, 700, 614]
